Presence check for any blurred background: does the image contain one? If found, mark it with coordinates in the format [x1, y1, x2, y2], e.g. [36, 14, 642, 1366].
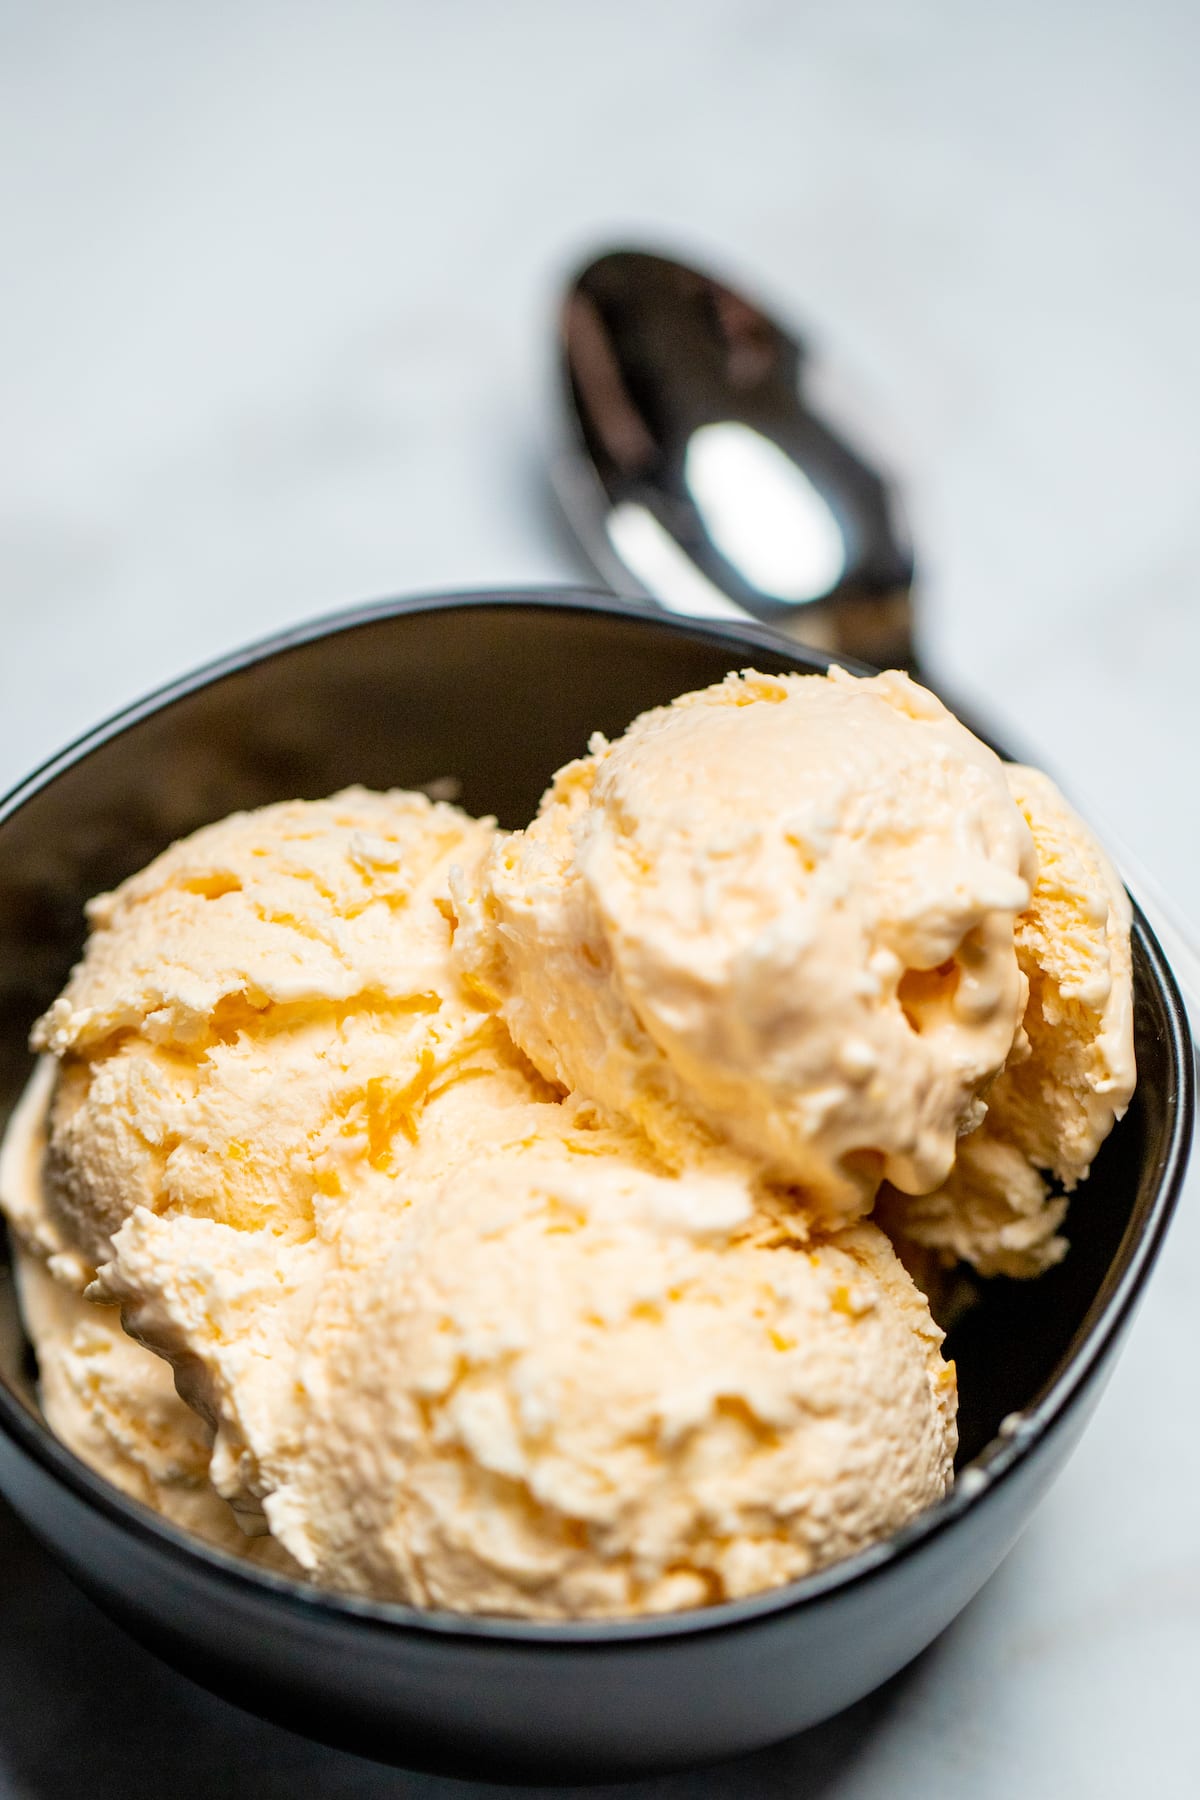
[1, 3, 1197, 1796]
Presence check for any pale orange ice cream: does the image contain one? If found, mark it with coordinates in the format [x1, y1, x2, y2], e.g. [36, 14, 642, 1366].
[880, 764, 1136, 1276]
[33, 787, 496, 1280]
[454, 668, 1041, 1223]
[102, 1068, 954, 1614]
[1, 776, 956, 1615]
[20, 786, 499, 1524]
[0, 1058, 293, 1567]
[0, 665, 1135, 1618]
[269, 1171, 954, 1617]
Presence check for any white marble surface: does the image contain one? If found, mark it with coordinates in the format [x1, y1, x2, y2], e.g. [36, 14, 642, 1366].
[1, 3, 1198, 1794]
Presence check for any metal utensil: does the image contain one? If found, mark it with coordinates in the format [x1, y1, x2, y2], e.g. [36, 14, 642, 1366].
[552, 246, 916, 668]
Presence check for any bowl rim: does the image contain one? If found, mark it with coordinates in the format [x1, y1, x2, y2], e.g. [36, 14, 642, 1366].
[0, 585, 1192, 1649]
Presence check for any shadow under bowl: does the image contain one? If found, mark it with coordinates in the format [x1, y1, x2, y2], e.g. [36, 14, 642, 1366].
[0, 591, 1191, 1783]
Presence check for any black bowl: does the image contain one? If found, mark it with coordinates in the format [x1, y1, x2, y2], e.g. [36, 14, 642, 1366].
[0, 591, 1191, 1783]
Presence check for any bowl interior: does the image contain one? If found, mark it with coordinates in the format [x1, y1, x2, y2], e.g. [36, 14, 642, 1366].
[0, 594, 1183, 1478]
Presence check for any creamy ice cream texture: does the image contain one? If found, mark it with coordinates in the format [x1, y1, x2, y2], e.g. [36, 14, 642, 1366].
[28, 786, 501, 1522]
[34, 787, 497, 1280]
[7, 776, 955, 1609]
[0, 1059, 293, 1568]
[877, 763, 1136, 1275]
[278, 1185, 954, 1616]
[0, 668, 1135, 1618]
[456, 668, 1134, 1265]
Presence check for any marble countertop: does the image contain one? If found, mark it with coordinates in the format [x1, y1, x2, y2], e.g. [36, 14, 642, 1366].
[1, 3, 1197, 1794]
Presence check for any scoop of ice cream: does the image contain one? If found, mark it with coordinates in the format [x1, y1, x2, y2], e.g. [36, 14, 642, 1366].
[0, 1059, 293, 1566]
[23, 787, 499, 1518]
[258, 1137, 955, 1617]
[33, 787, 495, 1277]
[456, 668, 1038, 1225]
[880, 765, 1136, 1277]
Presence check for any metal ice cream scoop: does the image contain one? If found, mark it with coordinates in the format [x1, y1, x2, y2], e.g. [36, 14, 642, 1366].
[551, 246, 916, 669]
[550, 244, 1200, 1006]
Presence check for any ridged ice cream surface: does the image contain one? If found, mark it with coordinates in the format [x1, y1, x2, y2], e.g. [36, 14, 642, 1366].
[0, 777, 957, 1608]
[0, 664, 1137, 1616]
[33, 788, 496, 1280]
[882, 762, 1136, 1275]
[0, 1060, 293, 1568]
[270, 1172, 954, 1617]
[23, 787, 504, 1525]
[455, 668, 1040, 1222]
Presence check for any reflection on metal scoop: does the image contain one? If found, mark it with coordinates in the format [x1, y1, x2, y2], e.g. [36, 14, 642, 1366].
[553, 247, 916, 668]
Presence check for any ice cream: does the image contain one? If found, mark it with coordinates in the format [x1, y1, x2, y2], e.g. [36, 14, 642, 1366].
[99, 1061, 954, 1614]
[1, 770, 958, 1611]
[4, 776, 954, 1609]
[0, 664, 1136, 1619]
[878, 763, 1137, 1276]
[0, 1059, 293, 1566]
[270, 1177, 954, 1617]
[454, 668, 1041, 1223]
[18, 786, 501, 1523]
[34, 787, 496, 1280]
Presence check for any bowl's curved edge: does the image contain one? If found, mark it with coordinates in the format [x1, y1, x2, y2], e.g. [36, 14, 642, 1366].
[0, 587, 1192, 1654]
